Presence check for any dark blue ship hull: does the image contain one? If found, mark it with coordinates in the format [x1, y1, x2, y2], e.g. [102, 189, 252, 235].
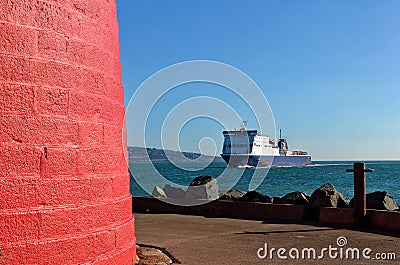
[221, 154, 311, 167]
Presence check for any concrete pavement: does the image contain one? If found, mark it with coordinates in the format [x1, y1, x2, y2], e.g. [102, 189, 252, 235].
[134, 213, 400, 265]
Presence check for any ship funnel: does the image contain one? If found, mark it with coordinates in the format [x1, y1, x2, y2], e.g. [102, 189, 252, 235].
[240, 121, 248, 131]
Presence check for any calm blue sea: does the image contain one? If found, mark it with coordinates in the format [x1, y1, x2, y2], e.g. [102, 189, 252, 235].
[130, 161, 400, 203]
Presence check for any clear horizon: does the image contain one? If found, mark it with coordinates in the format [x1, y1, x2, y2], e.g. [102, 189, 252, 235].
[117, 1, 400, 161]
[128, 145, 400, 162]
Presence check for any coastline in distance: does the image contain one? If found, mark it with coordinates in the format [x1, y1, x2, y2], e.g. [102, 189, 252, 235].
[128, 146, 224, 163]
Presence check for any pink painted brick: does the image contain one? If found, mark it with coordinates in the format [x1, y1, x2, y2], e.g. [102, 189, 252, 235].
[38, 30, 68, 60]
[0, 116, 79, 146]
[0, 22, 38, 56]
[0, 211, 39, 245]
[0, 146, 41, 177]
[78, 121, 104, 146]
[0, 83, 35, 115]
[36, 87, 69, 116]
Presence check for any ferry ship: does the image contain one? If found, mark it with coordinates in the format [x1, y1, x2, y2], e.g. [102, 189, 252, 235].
[220, 122, 311, 167]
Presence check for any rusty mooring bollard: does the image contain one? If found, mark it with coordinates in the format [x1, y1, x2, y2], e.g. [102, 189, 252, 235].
[346, 162, 374, 228]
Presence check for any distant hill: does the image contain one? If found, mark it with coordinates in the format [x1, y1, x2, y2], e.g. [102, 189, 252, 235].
[127, 146, 224, 162]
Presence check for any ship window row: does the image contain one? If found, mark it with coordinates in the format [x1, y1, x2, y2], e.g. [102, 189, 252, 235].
[224, 144, 251, 148]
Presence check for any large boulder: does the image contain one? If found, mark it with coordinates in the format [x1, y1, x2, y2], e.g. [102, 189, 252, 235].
[310, 183, 350, 209]
[163, 184, 186, 199]
[186, 176, 219, 200]
[219, 190, 247, 201]
[152, 186, 167, 198]
[239, 190, 272, 203]
[275, 191, 311, 205]
[350, 191, 399, 211]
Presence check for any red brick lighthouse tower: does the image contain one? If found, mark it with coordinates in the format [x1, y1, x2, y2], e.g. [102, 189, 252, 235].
[0, 1, 135, 264]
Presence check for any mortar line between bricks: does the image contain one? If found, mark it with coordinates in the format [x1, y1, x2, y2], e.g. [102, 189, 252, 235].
[86, 239, 136, 264]
[0, 37, 120, 68]
[0, 167, 127, 179]
[0, 52, 122, 84]
[0, 143, 79, 149]
[27, 0, 120, 39]
[0, 64, 121, 87]
[0, 216, 135, 249]
[0, 80, 104, 94]
[0, 18, 120, 54]
[0, 80, 124, 108]
[0, 112, 123, 123]
[0, 112, 126, 126]
[0, 194, 132, 215]
[0, 172, 129, 180]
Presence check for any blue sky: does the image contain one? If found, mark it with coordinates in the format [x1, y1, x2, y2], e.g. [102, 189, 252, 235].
[116, 1, 400, 160]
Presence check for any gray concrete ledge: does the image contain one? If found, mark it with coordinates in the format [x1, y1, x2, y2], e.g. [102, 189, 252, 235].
[132, 197, 305, 222]
[132, 197, 400, 236]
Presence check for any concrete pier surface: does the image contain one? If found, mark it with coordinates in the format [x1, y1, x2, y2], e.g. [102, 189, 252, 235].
[135, 213, 400, 265]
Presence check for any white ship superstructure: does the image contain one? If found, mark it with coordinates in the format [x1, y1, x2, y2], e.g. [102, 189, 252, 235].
[221, 122, 311, 167]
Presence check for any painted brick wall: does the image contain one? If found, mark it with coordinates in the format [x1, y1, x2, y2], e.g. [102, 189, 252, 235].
[0, 0, 135, 264]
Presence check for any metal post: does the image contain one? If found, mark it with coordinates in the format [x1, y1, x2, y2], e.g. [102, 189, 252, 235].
[346, 162, 373, 228]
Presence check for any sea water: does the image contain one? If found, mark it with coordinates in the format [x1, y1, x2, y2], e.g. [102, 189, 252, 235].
[130, 161, 400, 203]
